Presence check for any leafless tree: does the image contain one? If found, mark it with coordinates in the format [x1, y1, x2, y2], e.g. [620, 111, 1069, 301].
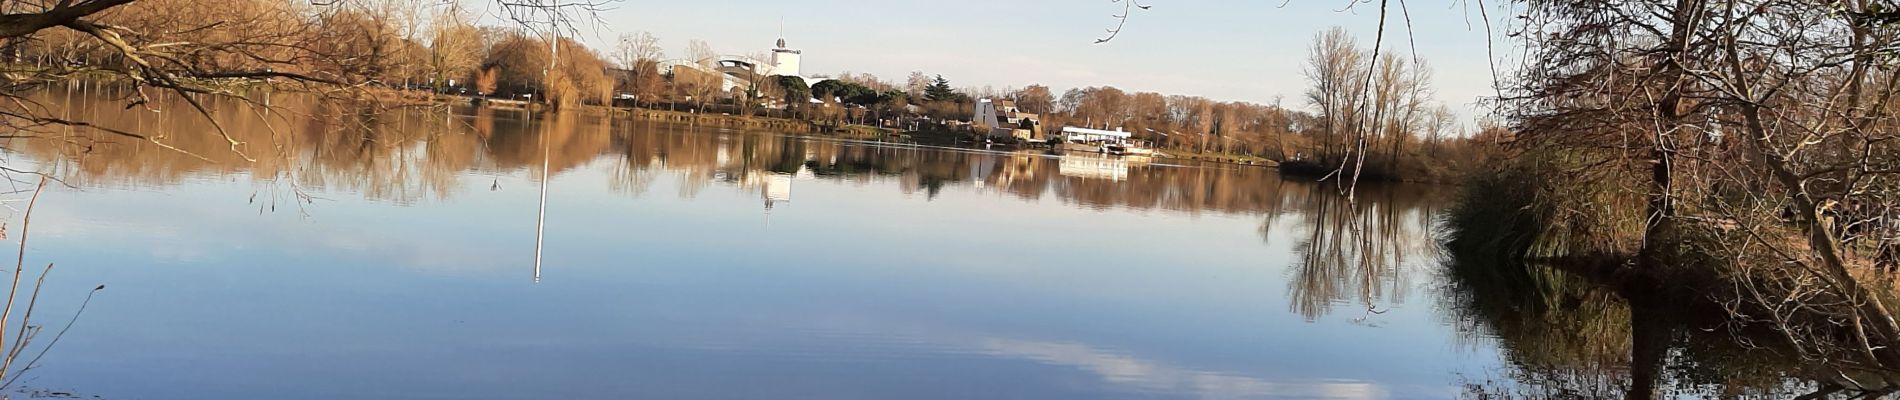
[676, 39, 721, 111]
[1493, 0, 1900, 379]
[906, 71, 930, 100]
[738, 51, 776, 116]
[0, 0, 610, 162]
[613, 31, 663, 70]
[1012, 85, 1054, 115]
[428, 2, 483, 90]
[610, 31, 663, 106]
[1303, 27, 1368, 175]
[1423, 104, 1454, 157]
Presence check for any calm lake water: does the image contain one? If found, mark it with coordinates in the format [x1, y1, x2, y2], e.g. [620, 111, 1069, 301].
[0, 89, 1806, 399]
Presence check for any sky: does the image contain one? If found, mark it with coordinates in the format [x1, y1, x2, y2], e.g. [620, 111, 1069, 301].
[481, 0, 1510, 122]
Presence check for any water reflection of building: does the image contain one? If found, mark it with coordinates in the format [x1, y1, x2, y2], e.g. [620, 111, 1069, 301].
[741, 167, 813, 210]
[764, 172, 791, 209]
[1058, 155, 1132, 182]
[968, 155, 999, 188]
[987, 154, 1043, 189]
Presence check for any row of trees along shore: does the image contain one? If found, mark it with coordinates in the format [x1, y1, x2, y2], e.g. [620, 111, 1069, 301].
[8, 0, 623, 106]
[0, 0, 1496, 182]
[615, 26, 1492, 182]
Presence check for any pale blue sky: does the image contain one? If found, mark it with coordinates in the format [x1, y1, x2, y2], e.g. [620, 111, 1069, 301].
[497, 1, 1508, 120]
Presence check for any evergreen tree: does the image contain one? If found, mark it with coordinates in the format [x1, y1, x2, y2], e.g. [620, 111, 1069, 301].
[924, 75, 957, 102]
[775, 75, 810, 108]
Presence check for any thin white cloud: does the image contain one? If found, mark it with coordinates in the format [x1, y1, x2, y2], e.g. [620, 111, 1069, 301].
[977, 337, 1391, 400]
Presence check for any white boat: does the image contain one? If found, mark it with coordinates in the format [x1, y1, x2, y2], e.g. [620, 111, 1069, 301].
[1104, 143, 1156, 157]
[1061, 141, 1105, 153]
[1057, 126, 1155, 157]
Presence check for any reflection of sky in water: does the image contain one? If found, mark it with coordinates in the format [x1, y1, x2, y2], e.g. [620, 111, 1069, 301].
[7, 134, 1499, 399]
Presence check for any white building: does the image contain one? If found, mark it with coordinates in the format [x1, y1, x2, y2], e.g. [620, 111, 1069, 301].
[770, 37, 801, 77]
[657, 35, 809, 96]
[973, 98, 1041, 140]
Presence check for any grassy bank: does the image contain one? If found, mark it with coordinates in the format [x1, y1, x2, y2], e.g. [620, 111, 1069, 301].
[835, 124, 897, 138]
[600, 108, 910, 140]
[1156, 150, 1275, 166]
[613, 108, 816, 132]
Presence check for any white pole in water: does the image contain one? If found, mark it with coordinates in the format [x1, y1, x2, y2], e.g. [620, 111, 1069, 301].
[534, 2, 558, 283]
[534, 126, 549, 283]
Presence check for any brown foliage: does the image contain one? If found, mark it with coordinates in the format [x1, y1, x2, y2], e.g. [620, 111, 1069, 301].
[551, 39, 612, 106]
[481, 31, 550, 97]
[308, 7, 414, 82]
[671, 64, 724, 110]
[428, 4, 482, 87]
[626, 60, 664, 104]
[477, 33, 611, 106]
[1012, 85, 1054, 115]
[475, 67, 499, 95]
[1477, 0, 1900, 374]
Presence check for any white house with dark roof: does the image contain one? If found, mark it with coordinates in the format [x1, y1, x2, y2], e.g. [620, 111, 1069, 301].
[973, 98, 1042, 140]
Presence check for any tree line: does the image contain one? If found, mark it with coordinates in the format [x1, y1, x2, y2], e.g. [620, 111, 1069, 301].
[4, 0, 619, 105]
[670, 25, 1484, 182]
[0, 1, 1489, 182]
[1000, 26, 1476, 181]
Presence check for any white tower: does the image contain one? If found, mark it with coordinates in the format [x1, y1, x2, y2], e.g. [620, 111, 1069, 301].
[770, 36, 802, 77]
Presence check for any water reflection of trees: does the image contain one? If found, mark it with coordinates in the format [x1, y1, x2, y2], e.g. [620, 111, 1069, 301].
[14, 90, 1357, 218]
[583, 121, 1311, 215]
[1251, 183, 1856, 397]
[9, 88, 619, 205]
[1440, 253, 1860, 398]
[1262, 183, 1443, 321]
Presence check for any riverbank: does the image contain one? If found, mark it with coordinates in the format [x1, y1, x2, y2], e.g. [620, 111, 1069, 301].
[1157, 150, 1276, 166]
[246, 86, 1300, 170]
[613, 108, 816, 133]
[1442, 164, 1900, 390]
[460, 98, 910, 140]
[1276, 159, 1459, 184]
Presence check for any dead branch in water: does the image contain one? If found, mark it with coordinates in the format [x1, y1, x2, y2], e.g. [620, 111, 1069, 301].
[0, 178, 49, 383]
[0, 178, 107, 388]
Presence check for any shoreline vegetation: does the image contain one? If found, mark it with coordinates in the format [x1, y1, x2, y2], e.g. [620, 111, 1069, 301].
[358, 87, 1307, 168]
[1430, 0, 1900, 394]
[0, 0, 1498, 184]
[33, 67, 1318, 172]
